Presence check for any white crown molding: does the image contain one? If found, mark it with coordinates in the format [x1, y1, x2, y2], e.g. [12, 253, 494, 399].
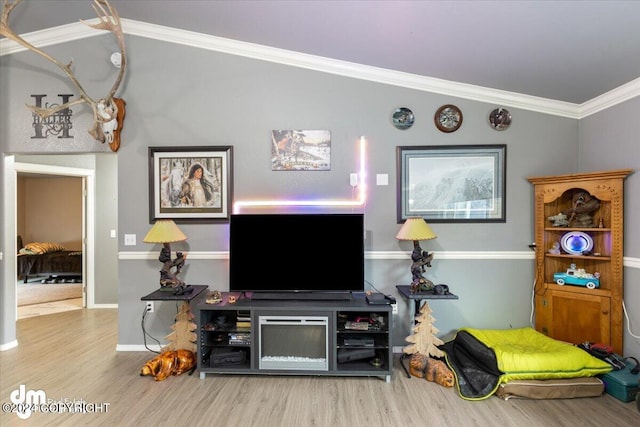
[121, 19, 580, 118]
[579, 77, 640, 118]
[0, 19, 575, 118]
[0, 19, 102, 55]
[3, 19, 637, 119]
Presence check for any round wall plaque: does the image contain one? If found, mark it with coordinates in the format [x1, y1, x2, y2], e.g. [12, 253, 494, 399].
[392, 107, 415, 130]
[434, 104, 463, 132]
[489, 108, 512, 131]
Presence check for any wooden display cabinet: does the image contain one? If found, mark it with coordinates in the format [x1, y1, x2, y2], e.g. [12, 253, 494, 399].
[528, 169, 632, 354]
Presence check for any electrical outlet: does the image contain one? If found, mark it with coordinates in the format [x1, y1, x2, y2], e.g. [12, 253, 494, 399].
[391, 303, 398, 314]
[145, 301, 154, 313]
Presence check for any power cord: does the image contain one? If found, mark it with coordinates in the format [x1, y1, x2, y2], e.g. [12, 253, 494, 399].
[622, 299, 640, 340]
[141, 306, 161, 354]
[529, 276, 536, 328]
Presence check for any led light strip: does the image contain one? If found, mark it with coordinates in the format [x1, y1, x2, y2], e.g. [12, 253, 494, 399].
[233, 136, 367, 212]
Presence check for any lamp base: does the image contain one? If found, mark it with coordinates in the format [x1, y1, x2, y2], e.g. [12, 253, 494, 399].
[158, 245, 187, 289]
[409, 245, 434, 293]
[410, 278, 435, 294]
[158, 283, 193, 295]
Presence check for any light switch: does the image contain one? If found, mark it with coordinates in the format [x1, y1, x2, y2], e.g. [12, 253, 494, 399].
[124, 234, 136, 246]
[376, 174, 389, 186]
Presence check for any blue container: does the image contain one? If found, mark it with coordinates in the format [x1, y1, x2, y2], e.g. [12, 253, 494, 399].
[599, 358, 639, 402]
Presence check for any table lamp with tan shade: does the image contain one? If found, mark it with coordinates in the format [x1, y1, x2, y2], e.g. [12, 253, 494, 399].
[396, 217, 437, 293]
[143, 219, 188, 292]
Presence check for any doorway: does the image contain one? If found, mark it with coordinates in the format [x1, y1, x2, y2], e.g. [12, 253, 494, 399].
[15, 162, 95, 317]
[3, 154, 118, 351]
[16, 171, 85, 318]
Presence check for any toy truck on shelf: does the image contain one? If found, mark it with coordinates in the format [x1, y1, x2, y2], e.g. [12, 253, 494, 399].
[553, 264, 600, 289]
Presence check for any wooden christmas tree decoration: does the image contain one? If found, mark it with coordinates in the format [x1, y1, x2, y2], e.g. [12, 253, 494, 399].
[403, 301, 444, 358]
[163, 302, 197, 353]
[404, 302, 454, 387]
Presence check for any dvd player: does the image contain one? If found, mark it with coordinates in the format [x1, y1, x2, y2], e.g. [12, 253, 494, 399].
[343, 336, 375, 347]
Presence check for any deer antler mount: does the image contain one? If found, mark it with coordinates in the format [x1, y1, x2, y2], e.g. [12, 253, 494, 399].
[0, 0, 127, 152]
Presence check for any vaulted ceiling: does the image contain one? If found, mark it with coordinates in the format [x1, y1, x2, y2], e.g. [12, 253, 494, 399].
[4, 0, 640, 107]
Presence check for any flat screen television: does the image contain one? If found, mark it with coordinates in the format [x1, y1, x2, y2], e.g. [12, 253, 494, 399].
[229, 213, 365, 300]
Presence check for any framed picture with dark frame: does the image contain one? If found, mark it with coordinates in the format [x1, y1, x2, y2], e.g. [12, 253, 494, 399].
[148, 146, 233, 223]
[397, 145, 506, 223]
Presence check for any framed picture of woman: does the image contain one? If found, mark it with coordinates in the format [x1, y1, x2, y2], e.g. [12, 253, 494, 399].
[148, 146, 233, 223]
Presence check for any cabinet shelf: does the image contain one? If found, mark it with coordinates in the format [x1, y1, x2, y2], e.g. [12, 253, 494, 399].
[201, 344, 251, 350]
[336, 361, 389, 372]
[337, 328, 388, 334]
[545, 254, 610, 261]
[542, 283, 612, 298]
[544, 227, 610, 232]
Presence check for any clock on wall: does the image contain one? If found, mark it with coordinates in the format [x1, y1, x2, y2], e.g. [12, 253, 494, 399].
[434, 104, 463, 133]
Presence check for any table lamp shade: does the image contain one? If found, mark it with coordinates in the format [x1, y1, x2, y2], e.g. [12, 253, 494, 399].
[396, 217, 437, 241]
[143, 219, 187, 244]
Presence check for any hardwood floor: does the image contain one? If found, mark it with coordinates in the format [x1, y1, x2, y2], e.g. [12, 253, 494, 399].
[16, 277, 83, 320]
[1, 309, 638, 426]
[17, 298, 83, 319]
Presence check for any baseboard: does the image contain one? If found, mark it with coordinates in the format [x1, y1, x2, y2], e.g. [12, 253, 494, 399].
[0, 340, 18, 351]
[116, 344, 162, 352]
[89, 303, 118, 309]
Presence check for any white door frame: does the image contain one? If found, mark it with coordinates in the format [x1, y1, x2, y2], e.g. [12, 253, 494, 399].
[13, 162, 96, 310]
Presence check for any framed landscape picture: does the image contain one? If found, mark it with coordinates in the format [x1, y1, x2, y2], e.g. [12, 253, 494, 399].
[148, 146, 233, 223]
[397, 145, 506, 223]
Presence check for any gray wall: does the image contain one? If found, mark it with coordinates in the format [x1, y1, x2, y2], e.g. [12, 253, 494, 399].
[112, 36, 578, 347]
[1, 33, 638, 359]
[579, 96, 640, 359]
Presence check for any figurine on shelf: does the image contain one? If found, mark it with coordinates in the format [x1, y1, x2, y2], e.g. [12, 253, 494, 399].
[548, 212, 569, 227]
[409, 248, 435, 293]
[563, 191, 600, 228]
[159, 246, 187, 289]
[548, 242, 561, 254]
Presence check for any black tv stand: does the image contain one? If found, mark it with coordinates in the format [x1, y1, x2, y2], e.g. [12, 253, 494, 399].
[196, 292, 392, 382]
[250, 292, 352, 301]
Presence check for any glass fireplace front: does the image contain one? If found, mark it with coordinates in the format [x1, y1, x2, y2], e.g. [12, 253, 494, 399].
[258, 316, 329, 371]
